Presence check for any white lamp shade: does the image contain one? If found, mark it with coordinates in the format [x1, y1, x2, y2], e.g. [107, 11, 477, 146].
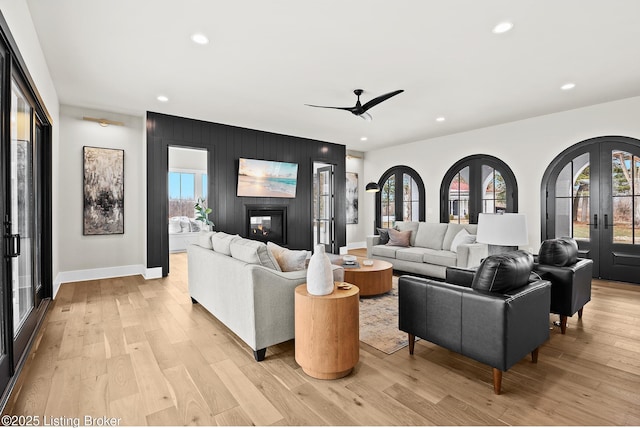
[476, 213, 528, 246]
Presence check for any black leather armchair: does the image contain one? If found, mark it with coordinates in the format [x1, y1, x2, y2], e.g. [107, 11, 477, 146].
[533, 237, 593, 334]
[399, 251, 551, 394]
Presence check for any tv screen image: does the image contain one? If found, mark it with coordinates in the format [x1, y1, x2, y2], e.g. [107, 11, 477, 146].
[237, 158, 299, 198]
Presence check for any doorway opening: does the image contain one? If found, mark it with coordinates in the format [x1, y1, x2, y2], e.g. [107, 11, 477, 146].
[313, 162, 335, 253]
[167, 147, 209, 266]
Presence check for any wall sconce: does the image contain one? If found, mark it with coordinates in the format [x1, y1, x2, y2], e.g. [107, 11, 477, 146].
[83, 116, 125, 127]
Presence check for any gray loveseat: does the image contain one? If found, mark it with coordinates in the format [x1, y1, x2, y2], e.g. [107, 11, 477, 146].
[187, 231, 344, 361]
[366, 221, 488, 279]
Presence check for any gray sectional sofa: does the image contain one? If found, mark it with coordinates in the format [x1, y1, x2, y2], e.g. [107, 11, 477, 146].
[187, 231, 344, 361]
[366, 221, 488, 279]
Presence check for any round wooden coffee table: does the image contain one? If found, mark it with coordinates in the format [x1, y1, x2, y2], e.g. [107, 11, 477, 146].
[343, 258, 393, 296]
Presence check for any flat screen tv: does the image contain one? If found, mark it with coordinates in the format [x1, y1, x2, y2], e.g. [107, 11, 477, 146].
[237, 158, 299, 198]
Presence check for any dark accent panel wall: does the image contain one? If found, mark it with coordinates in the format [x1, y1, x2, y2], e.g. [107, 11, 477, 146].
[147, 112, 346, 276]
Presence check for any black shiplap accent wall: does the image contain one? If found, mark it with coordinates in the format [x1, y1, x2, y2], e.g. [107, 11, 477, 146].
[146, 112, 346, 276]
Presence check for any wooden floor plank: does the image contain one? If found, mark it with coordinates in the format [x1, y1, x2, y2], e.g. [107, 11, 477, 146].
[4, 252, 640, 425]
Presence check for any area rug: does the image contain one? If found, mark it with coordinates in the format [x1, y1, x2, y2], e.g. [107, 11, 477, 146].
[359, 277, 415, 354]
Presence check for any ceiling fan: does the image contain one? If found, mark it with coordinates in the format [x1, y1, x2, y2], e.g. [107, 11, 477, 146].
[306, 89, 404, 121]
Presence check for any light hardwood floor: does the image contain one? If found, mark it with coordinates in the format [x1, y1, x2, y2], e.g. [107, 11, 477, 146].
[3, 251, 640, 425]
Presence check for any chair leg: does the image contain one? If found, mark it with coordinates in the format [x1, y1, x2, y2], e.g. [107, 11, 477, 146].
[560, 315, 567, 334]
[408, 333, 415, 355]
[578, 308, 584, 319]
[253, 348, 266, 362]
[492, 368, 502, 395]
[531, 347, 539, 363]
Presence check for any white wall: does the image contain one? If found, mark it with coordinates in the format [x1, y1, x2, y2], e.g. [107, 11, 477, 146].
[360, 96, 640, 252]
[0, 0, 61, 278]
[54, 105, 147, 295]
[346, 152, 366, 248]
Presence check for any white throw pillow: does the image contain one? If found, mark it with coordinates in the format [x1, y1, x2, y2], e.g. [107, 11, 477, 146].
[267, 242, 308, 272]
[450, 229, 476, 253]
[168, 218, 182, 234]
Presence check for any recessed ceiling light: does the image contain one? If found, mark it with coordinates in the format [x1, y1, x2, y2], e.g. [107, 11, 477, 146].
[360, 137, 368, 141]
[436, 116, 446, 122]
[157, 95, 169, 102]
[191, 33, 209, 45]
[561, 82, 576, 91]
[492, 21, 514, 34]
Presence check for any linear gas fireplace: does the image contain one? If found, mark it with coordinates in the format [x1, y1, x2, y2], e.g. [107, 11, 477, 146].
[246, 205, 287, 245]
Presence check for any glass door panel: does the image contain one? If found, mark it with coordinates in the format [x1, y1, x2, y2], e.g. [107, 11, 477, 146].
[10, 80, 35, 337]
[313, 164, 334, 253]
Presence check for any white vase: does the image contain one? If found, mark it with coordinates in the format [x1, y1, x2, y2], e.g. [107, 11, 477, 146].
[306, 245, 334, 296]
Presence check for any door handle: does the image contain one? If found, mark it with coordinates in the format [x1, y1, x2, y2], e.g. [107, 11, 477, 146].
[589, 214, 598, 229]
[604, 214, 614, 229]
[5, 234, 20, 257]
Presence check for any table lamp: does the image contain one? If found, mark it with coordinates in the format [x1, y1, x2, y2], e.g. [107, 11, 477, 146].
[476, 213, 528, 255]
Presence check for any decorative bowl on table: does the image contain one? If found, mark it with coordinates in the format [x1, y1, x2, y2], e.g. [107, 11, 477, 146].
[362, 259, 374, 266]
[342, 255, 357, 265]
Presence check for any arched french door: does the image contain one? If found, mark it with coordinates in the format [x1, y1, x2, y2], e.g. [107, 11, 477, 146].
[542, 136, 640, 283]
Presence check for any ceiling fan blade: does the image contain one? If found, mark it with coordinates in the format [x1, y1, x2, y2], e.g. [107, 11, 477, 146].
[358, 112, 372, 121]
[305, 104, 354, 112]
[360, 89, 404, 113]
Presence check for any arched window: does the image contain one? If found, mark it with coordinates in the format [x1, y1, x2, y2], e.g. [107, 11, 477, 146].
[375, 166, 425, 229]
[440, 155, 517, 224]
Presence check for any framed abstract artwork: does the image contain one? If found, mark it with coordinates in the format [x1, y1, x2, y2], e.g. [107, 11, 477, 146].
[83, 146, 124, 235]
[346, 172, 358, 224]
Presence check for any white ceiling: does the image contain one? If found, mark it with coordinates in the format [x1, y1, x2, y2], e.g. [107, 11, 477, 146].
[26, 0, 640, 152]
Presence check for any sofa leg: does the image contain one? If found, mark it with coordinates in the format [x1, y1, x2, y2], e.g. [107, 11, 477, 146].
[408, 334, 415, 355]
[560, 315, 567, 334]
[578, 308, 584, 319]
[531, 347, 539, 363]
[492, 368, 502, 395]
[190, 297, 198, 304]
[253, 348, 266, 362]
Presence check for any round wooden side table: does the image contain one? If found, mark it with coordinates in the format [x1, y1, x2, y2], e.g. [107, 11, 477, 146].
[343, 258, 393, 296]
[294, 283, 359, 379]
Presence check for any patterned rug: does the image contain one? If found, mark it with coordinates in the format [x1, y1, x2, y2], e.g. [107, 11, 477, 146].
[359, 277, 415, 354]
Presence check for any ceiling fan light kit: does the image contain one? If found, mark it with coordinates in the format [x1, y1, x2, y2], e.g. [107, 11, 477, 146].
[306, 88, 403, 121]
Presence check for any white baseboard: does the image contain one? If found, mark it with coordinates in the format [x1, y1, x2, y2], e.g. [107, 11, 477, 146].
[53, 264, 156, 298]
[347, 241, 366, 249]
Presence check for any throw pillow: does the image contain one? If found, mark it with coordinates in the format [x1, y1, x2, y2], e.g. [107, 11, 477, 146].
[386, 228, 411, 247]
[450, 229, 477, 253]
[377, 228, 390, 245]
[395, 221, 420, 246]
[168, 218, 181, 234]
[267, 242, 308, 272]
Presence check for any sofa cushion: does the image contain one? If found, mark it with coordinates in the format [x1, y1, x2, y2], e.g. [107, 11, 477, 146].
[539, 237, 578, 267]
[211, 232, 239, 256]
[395, 221, 420, 246]
[414, 222, 448, 250]
[230, 238, 279, 269]
[267, 242, 308, 272]
[396, 247, 432, 263]
[422, 248, 458, 267]
[377, 227, 390, 245]
[196, 231, 216, 249]
[387, 228, 411, 247]
[471, 250, 533, 293]
[372, 245, 401, 258]
[450, 229, 476, 253]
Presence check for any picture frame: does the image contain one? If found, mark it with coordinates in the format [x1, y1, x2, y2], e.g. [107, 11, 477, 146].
[83, 146, 125, 235]
[346, 172, 358, 224]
